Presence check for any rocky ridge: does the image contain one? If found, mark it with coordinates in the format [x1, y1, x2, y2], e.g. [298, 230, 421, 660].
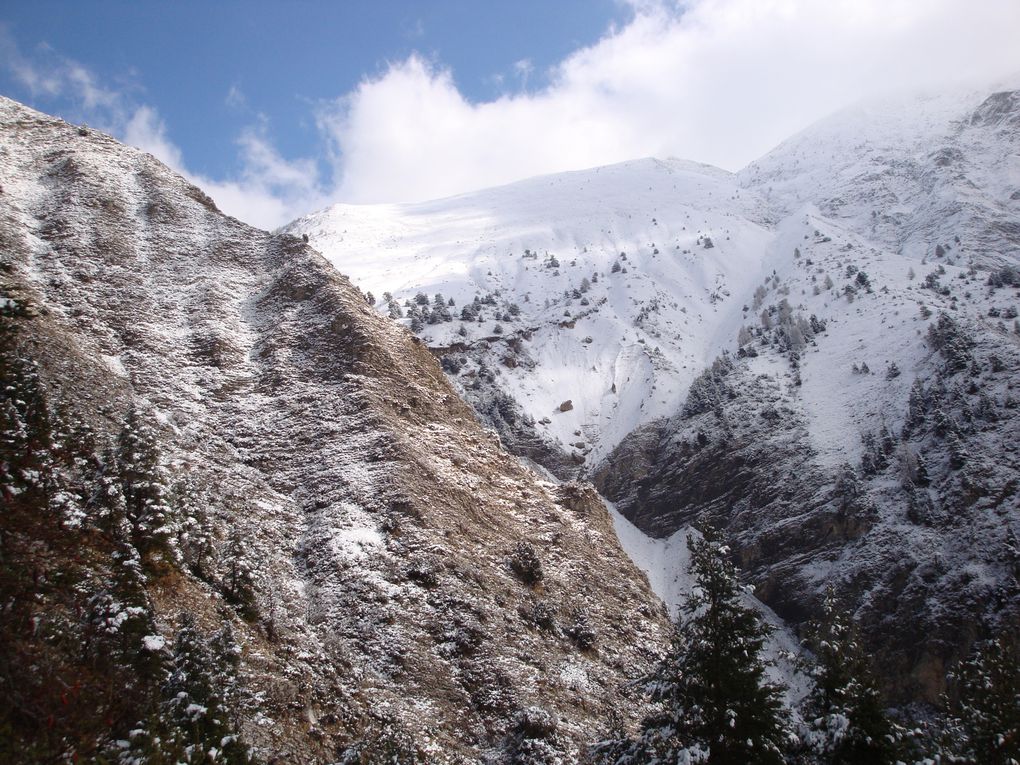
[0, 96, 668, 763]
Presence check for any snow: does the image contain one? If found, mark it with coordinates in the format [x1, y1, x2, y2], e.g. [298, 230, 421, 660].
[101, 354, 128, 378]
[608, 501, 693, 617]
[285, 158, 775, 463]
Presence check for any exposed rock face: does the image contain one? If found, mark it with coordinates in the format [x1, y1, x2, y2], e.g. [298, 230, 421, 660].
[0, 97, 667, 763]
[596, 300, 1020, 705]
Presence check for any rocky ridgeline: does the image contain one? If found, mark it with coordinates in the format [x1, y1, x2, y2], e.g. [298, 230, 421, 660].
[0, 97, 667, 763]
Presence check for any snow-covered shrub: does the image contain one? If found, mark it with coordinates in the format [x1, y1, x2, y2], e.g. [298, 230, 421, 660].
[509, 541, 543, 586]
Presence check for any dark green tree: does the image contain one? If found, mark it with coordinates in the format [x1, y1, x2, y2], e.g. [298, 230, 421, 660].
[627, 529, 790, 764]
[117, 408, 178, 569]
[943, 636, 1020, 765]
[162, 614, 250, 764]
[799, 586, 899, 764]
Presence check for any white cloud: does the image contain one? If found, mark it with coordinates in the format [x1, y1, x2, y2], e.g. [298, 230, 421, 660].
[320, 0, 1020, 203]
[123, 105, 185, 169]
[194, 128, 329, 228]
[119, 106, 325, 228]
[225, 84, 247, 110]
[4, 1, 1020, 225]
[513, 58, 533, 90]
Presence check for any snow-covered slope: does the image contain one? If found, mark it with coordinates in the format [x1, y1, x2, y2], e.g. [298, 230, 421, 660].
[741, 81, 1020, 266]
[287, 83, 1020, 705]
[286, 84, 1020, 476]
[285, 158, 776, 464]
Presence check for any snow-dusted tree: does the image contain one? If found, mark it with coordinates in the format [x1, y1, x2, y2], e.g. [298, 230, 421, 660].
[223, 528, 258, 621]
[627, 528, 789, 764]
[942, 636, 1020, 765]
[117, 407, 178, 570]
[799, 586, 899, 764]
[160, 613, 250, 764]
[428, 295, 452, 323]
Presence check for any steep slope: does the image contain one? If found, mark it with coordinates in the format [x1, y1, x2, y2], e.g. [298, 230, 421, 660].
[287, 84, 1020, 707]
[0, 96, 668, 763]
[599, 89, 1020, 703]
[284, 159, 773, 474]
[740, 82, 1020, 268]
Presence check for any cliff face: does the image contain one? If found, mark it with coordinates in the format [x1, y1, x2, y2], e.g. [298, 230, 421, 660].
[0, 97, 667, 763]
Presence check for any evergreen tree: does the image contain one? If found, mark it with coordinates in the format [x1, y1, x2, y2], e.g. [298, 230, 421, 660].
[117, 408, 178, 569]
[223, 529, 258, 621]
[800, 586, 898, 764]
[162, 614, 249, 764]
[627, 529, 790, 764]
[943, 636, 1020, 765]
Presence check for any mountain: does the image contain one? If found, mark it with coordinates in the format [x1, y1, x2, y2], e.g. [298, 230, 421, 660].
[287, 82, 1020, 703]
[0, 96, 669, 763]
[283, 158, 777, 475]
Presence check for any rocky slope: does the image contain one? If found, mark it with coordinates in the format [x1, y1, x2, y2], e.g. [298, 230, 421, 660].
[288, 82, 1020, 706]
[606, 89, 1020, 703]
[0, 96, 669, 763]
[283, 158, 775, 476]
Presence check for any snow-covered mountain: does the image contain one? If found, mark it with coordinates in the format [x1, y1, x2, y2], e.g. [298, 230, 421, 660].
[284, 82, 1020, 477]
[284, 158, 776, 469]
[287, 81, 1020, 702]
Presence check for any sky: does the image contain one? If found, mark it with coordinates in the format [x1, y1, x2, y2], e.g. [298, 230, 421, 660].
[2, 0, 1019, 230]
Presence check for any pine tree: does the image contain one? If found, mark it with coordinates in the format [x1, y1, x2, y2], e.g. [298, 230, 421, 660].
[943, 636, 1020, 765]
[223, 529, 258, 621]
[800, 586, 899, 764]
[157, 614, 250, 764]
[117, 408, 178, 569]
[628, 529, 790, 764]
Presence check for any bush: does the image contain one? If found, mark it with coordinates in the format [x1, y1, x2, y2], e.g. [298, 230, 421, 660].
[509, 542, 543, 586]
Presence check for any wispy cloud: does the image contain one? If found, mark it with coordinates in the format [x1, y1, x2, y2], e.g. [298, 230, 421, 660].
[0, 27, 326, 229]
[225, 84, 247, 110]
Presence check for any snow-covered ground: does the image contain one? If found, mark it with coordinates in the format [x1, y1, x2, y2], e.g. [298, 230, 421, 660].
[285, 158, 779, 462]
[610, 504, 810, 706]
[285, 80, 1020, 474]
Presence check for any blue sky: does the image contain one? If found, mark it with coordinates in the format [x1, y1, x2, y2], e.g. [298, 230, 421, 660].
[1, 1, 625, 181]
[3, 1, 1019, 229]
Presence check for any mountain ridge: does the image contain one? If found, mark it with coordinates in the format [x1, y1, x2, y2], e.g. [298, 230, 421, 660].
[0, 94, 669, 762]
[286, 82, 1020, 703]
